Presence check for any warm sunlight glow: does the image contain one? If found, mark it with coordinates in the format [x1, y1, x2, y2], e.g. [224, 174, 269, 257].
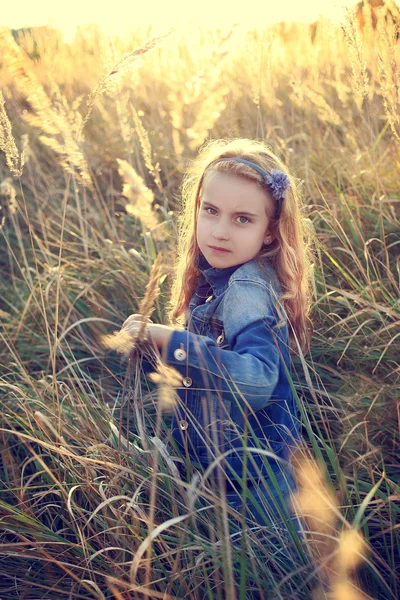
[5, 0, 358, 41]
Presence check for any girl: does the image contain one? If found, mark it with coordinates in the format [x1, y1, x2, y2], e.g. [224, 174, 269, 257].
[121, 138, 314, 527]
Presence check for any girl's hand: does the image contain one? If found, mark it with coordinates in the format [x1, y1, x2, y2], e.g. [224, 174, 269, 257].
[121, 314, 175, 351]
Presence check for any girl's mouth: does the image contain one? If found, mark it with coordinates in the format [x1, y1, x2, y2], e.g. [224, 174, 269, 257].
[208, 246, 231, 253]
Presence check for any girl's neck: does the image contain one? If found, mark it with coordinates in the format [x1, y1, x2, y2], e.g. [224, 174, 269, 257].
[195, 253, 246, 294]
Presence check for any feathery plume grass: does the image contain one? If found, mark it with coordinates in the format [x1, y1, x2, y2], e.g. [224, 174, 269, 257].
[130, 103, 163, 192]
[0, 177, 18, 215]
[186, 93, 229, 152]
[0, 29, 93, 189]
[149, 362, 181, 412]
[332, 580, 369, 600]
[330, 528, 369, 600]
[376, 18, 400, 143]
[292, 452, 339, 593]
[117, 157, 165, 237]
[293, 453, 339, 535]
[100, 329, 136, 354]
[293, 453, 370, 599]
[337, 528, 366, 572]
[168, 27, 236, 155]
[0, 91, 23, 177]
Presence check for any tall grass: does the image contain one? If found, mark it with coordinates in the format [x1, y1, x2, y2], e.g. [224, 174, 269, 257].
[0, 8, 399, 599]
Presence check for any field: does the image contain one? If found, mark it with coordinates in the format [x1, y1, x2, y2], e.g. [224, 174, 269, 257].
[0, 6, 399, 599]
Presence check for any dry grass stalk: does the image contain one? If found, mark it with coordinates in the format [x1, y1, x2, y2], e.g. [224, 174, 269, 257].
[101, 253, 163, 355]
[304, 86, 342, 127]
[82, 29, 174, 135]
[108, 421, 138, 453]
[150, 436, 181, 478]
[136, 253, 163, 322]
[19, 133, 31, 169]
[0, 91, 23, 177]
[341, 8, 370, 110]
[114, 89, 133, 151]
[130, 103, 163, 192]
[33, 410, 66, 444]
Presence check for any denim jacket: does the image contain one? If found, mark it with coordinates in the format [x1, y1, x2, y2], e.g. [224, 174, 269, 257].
[163, 253, 301, 484]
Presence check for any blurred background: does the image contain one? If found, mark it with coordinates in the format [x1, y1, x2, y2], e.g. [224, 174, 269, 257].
[4, 0, 356, 40]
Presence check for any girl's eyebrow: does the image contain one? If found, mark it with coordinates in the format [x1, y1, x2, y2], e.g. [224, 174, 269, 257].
[202, 201, 258, 218]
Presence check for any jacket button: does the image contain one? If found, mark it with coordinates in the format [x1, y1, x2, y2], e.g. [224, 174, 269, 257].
[179, 420, 188, 430]
[216, 333, 225, 346]
[182, 377, 192, 387]
[174, 348, 187, 361]
[205, 295, 213, 303]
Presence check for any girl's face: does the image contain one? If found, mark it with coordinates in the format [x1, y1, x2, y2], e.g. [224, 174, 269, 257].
[196, 171, 273, 269]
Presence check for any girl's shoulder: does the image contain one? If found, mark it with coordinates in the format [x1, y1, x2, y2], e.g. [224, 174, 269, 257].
[228, 258, 282, 294]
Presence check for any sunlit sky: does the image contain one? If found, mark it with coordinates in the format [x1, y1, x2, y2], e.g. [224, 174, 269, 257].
[4, 0, 359, 41]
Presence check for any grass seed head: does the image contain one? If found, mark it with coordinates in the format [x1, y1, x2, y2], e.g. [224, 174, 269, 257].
[332, 580, 368, 600]
[0, 177, 18, 214]
[293, 456, 339, 532]
[149, 362, 181, 412]
[338, 528, 366, 572]
[0, 91, 22, 177]
[100, 329, 137, 354]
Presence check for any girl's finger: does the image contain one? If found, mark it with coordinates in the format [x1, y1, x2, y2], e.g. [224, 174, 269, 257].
[121, 313, 152, 329]
[121, 313, 141, 328]
[123, 321, 152, 343]
[123, 323, 140, 334]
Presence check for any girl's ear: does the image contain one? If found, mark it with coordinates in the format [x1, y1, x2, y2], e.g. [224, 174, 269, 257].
[264, 234, 273, 244]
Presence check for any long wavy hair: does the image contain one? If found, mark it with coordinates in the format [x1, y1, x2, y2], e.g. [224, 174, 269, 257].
[167, 138, 315, 355]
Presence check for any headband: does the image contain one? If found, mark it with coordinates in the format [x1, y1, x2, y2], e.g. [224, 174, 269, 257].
[208, 157, 290, 220]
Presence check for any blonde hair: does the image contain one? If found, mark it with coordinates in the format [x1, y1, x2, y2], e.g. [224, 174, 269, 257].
[167, 138, 315, 355]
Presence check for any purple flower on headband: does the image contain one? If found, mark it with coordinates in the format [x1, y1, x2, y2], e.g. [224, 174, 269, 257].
[264, 169, 291, 200]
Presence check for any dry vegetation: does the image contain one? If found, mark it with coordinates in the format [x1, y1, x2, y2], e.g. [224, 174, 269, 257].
[0, 4, 399, 599]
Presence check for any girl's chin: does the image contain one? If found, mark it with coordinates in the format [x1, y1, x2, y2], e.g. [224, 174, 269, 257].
[206, 254, 241, 268]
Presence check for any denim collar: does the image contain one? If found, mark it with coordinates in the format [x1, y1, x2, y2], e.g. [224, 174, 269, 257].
[196, 253, 244, 296]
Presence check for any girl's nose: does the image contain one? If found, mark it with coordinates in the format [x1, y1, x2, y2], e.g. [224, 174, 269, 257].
[212, 223, 230, 241]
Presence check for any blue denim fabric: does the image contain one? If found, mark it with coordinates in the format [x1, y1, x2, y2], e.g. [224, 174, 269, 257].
[164, 254, 301, 503]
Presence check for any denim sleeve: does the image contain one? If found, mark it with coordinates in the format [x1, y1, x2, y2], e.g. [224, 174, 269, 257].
[165, 280, 281, 410]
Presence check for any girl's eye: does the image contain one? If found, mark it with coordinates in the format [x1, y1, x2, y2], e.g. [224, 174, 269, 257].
[236, 216, 250, 225]
[205, 207, 217, 215]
